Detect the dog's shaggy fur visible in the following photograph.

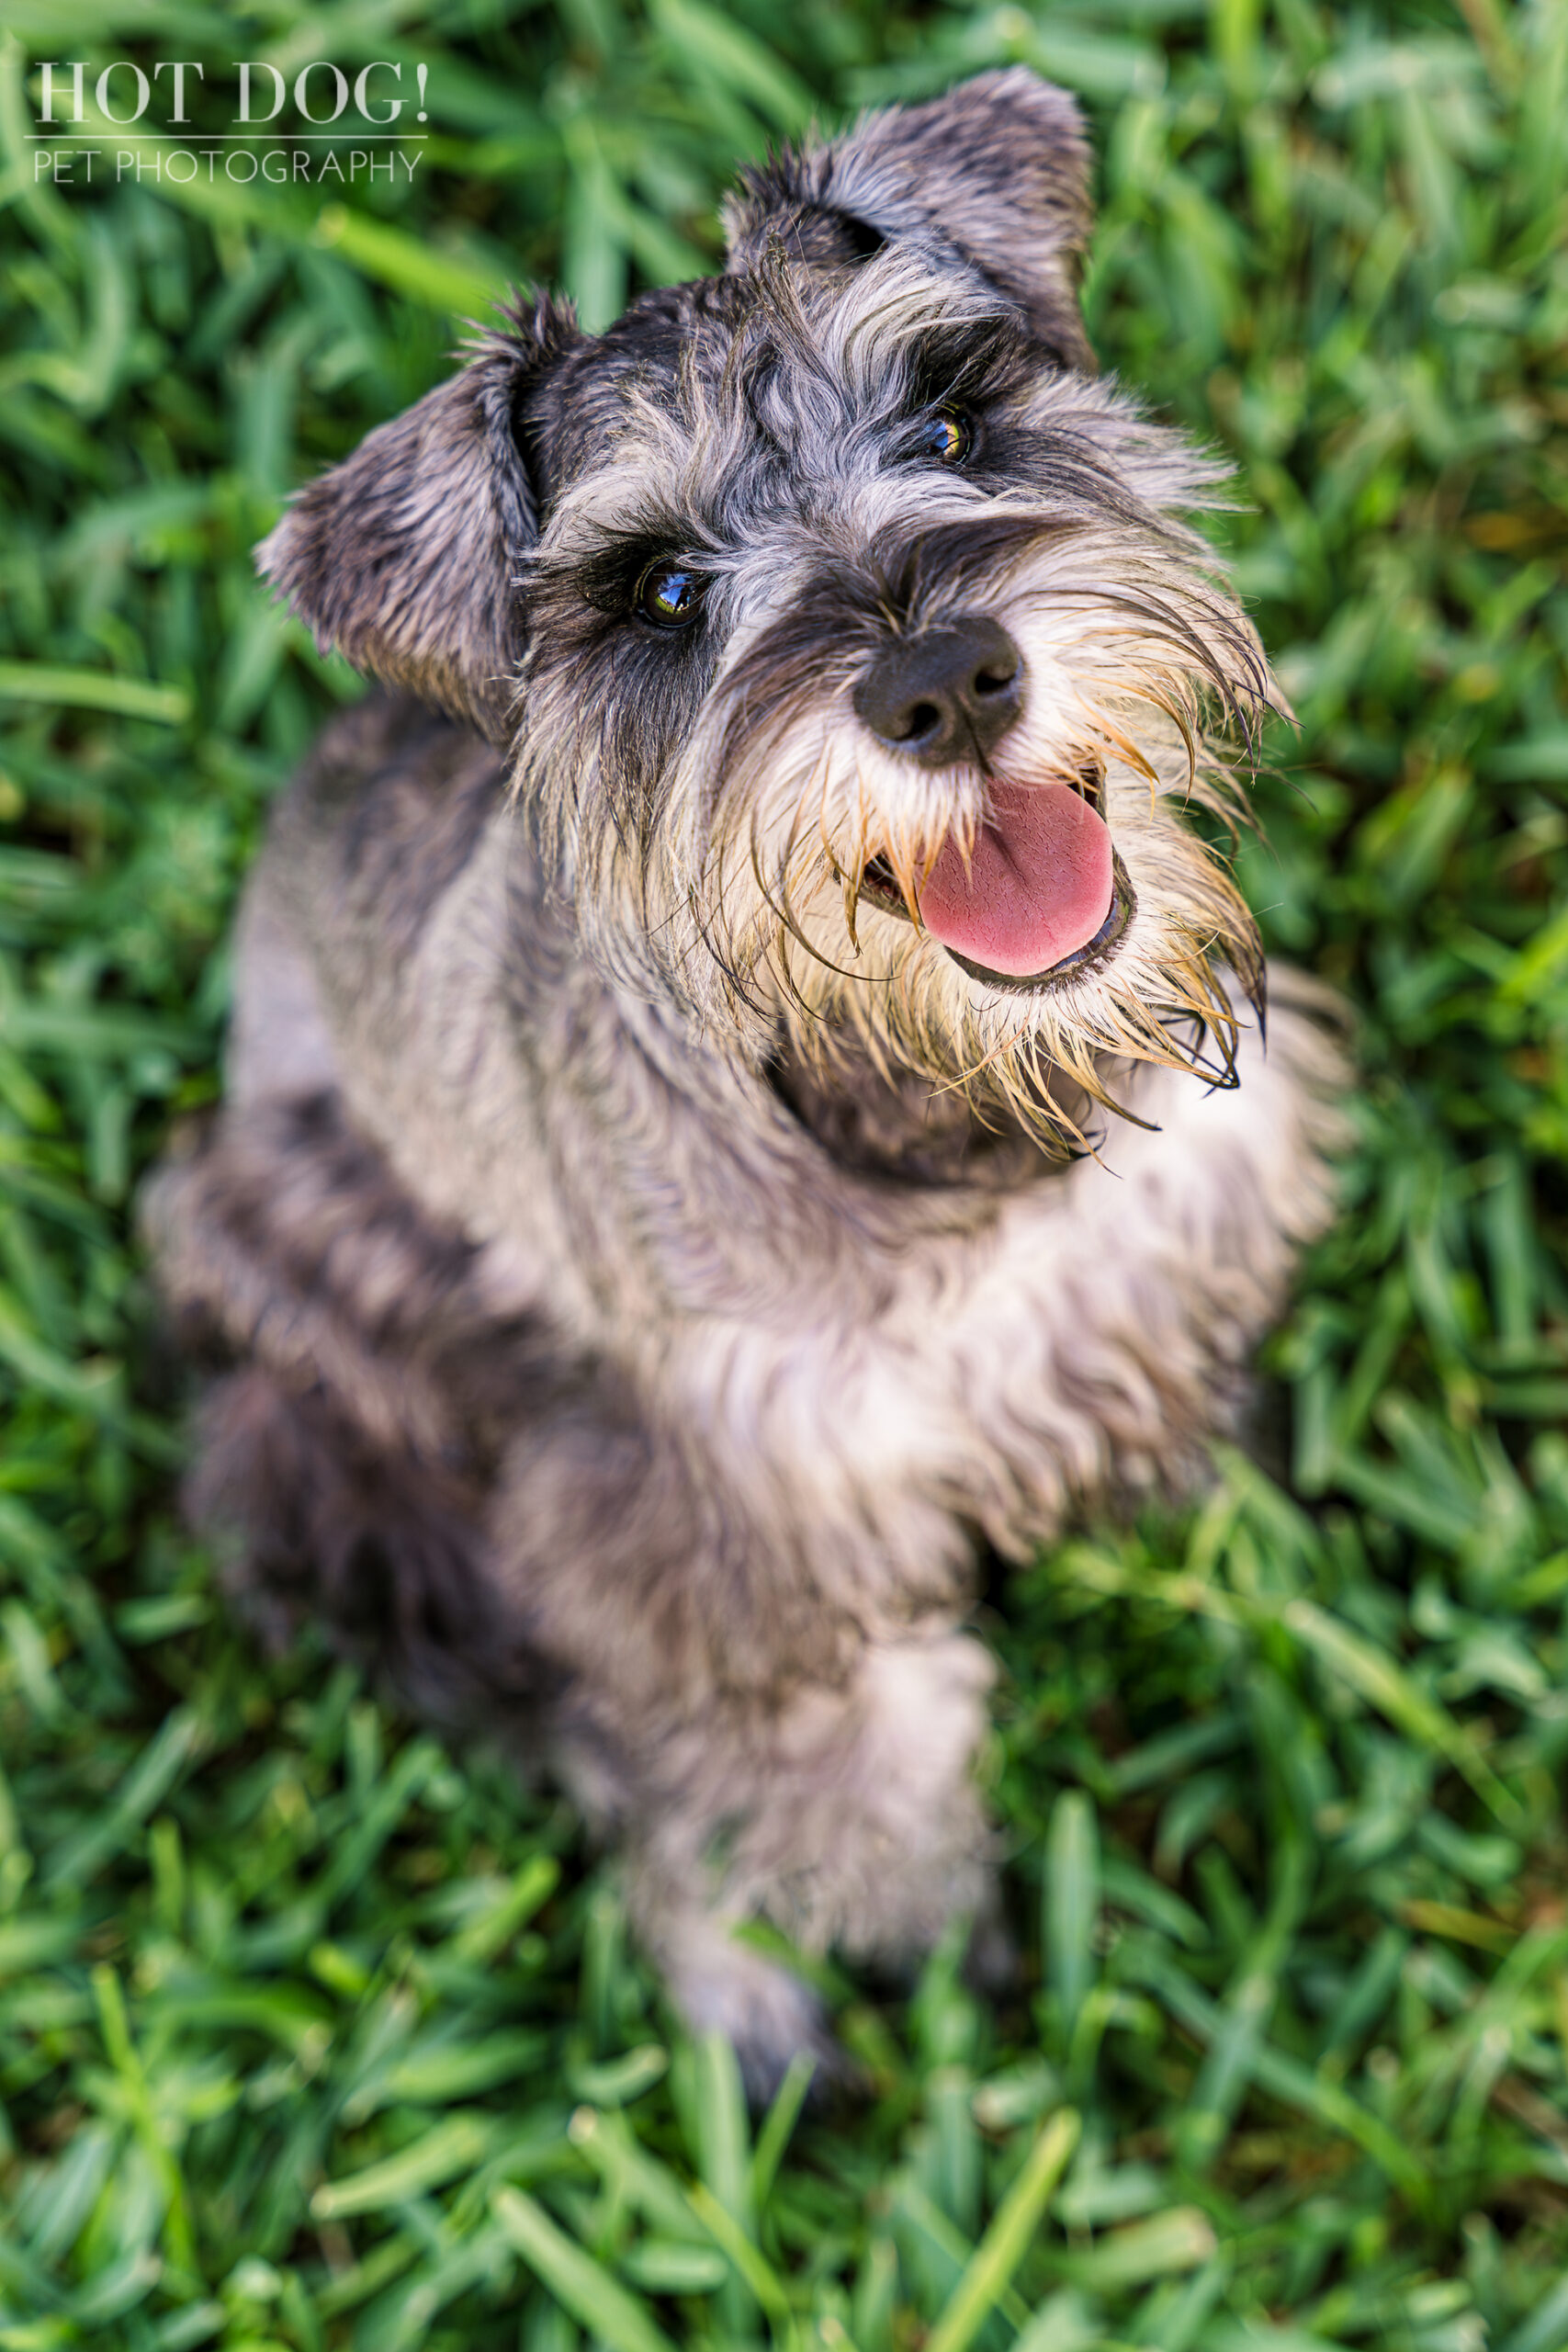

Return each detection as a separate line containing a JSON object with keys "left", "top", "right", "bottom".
{"left": 143, "top": 69, "right": 1344, "bottom": 2086}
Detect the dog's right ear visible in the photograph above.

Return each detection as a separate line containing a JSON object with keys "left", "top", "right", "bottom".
{"left": 724, "top": 70, "right": 1095, "bottom": 371}
{"left": 258, "top": 295, "right": 581, "bottom": 746}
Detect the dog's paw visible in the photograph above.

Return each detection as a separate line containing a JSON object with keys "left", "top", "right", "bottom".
{"left": 668, "top": 1932, "right": 849, "bottom": 2105}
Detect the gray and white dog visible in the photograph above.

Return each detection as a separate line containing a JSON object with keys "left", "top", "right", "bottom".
{"left": 145, "top": 69, "right": 1343, "bottom": 2087}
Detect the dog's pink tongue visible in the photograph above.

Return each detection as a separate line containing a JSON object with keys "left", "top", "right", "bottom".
{"left": 917, "top": 783, "right": 1114, "bottom": 978}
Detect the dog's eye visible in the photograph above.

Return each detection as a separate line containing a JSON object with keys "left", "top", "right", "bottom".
{"left": 913, "top": 407, "right": 974, "bottom": 467}
{"left": 637, "top": 561, "right": 706, "bottom": 630}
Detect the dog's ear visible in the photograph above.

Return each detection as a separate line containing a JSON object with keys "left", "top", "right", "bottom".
{"left": 258, "top": 296, "right": 581, "bottom": 745}
{"left": 724, "top": 68, "right": 1095, "bottom": 369}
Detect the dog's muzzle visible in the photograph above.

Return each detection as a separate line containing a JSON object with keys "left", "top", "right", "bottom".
{"left": 852, "top": 616, "right": 1124, "bottom": 989}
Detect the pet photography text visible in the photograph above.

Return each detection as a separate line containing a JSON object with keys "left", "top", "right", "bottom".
{"left": 28, "top": 57, "right": 429, "bottom": 187}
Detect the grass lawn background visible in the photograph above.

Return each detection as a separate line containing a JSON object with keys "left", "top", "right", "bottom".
{"left": 2, "top": 0, "right": 1568, "bottom": 2344}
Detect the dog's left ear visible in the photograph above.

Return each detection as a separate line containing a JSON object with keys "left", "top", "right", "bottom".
{"left": 257, "top": 297, "right": 581, "bottom": 745}
{"left": 724, "top": 68, "right": 1095, "bottom": 368}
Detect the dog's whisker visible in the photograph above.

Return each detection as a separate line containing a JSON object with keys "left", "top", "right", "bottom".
{"left": 841, "top": 867, "right": 863, "bottom": 956}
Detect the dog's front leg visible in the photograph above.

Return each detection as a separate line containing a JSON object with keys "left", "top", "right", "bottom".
{"left": 530, "top": 1545, "right": 998, "bottom": 2093}
{"left": 658, "top": 1626, "right": 998, "bottom": 2092}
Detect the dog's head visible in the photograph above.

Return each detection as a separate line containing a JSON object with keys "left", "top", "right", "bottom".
{"left": 262, "top": 69, "right": 1274, "bottom": 1149}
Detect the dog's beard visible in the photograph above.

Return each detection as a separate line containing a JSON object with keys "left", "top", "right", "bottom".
{"left": 716, "top": 745, "right": 1261, "bottom": 1159}
{"left": 552, "top": 526, "right": 1274, "bottom": 1158}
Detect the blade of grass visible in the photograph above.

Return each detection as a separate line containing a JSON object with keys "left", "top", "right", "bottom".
{"left": 491, "top": 2185, "right": 681, "bottom": 2352}
{"left": 923, "top": 2108, "right": 1081, "bottom": 2352}
{"left": 0, "top": 663, "right": 190, "bottom": 722}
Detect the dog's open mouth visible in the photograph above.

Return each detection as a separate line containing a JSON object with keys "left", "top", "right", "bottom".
{"left": 857, "top": 775, "right": 1134, "bottom": 991}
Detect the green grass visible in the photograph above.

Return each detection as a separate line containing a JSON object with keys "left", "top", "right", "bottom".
{"left": 1, "top": 0, "right": 1567, "bottom": 2343}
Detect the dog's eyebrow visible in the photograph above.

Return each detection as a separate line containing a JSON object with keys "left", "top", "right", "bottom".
{"left": 573, "top": 529, "right": 698, "bottom": 608}
{"left": 900, "top": 311, "right": 1032, "bottom": 413}
{"left": 529, "top": 511, "right": 731, "bottom": 613}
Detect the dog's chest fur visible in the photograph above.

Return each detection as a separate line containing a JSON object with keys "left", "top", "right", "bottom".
{"left": 235, "top": 697, "right": 1327, "bottom": 1655}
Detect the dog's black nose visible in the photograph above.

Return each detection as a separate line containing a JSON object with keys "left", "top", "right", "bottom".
{"left": 853, "top": 617, "right": 1023, "bottom": 767}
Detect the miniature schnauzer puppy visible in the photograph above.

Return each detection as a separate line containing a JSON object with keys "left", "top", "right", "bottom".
{"left": 145, "top": 69, "right": 1342, "bottom": 2086}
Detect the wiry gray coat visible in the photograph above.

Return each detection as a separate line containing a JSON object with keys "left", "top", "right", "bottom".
{"left": 144, "top": 69, "right": 1343, "bottom": 2086}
